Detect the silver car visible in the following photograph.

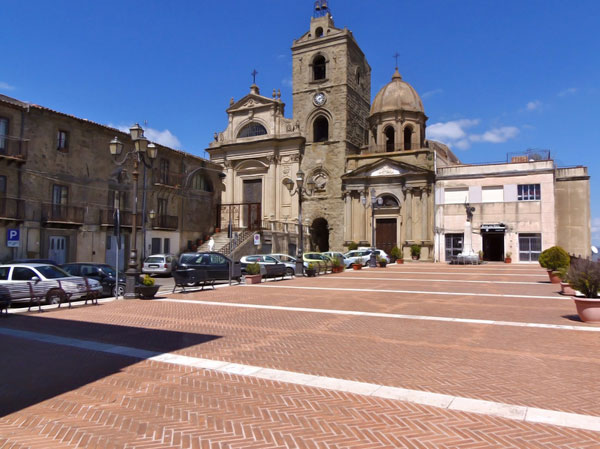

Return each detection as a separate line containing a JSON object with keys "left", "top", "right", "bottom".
{"left": 142, "top": 254, "right": 176, "bottom": 276}
{"left": 0, "top": 263, "right": 102, "bottom": 304}
{"left": 268, "top": 253, "right": 298, "bottom": 276}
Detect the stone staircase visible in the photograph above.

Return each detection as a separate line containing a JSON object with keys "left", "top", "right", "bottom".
{"left": 196, "top": 230, "right": 254, "bottom": 257}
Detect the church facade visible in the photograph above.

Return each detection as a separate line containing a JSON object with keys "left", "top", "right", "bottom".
{"left": 207, "top": 5, "right": 590, "bottom": 262}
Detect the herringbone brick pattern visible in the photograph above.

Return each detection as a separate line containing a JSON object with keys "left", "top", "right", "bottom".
{"left": 1, "top": 263, "right": 599, "bottom": 447}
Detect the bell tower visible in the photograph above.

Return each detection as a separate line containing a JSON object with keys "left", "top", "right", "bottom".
{"left": 291, "top": 3, "right": 371, "bottom": 250}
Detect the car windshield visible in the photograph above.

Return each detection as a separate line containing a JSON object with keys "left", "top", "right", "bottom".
{"left": 36, "top": 265, "right": 70, "bottom": 279}
{"left": 179, "top": 254, "right": 201, "bottom": 264}
{"left": 145, "top": 256, "right": 164, "bottom": 263}
{"left": 100, "top": 265, "right": 116, "bottom": 276}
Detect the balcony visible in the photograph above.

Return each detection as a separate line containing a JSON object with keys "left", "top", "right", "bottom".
{"left": 152, "top": 171, "right": 183, "bottom": 188}
{"left": 0, "top": 197, "right": 25, "bottom": 221}
{"left": 0, "top": 135, "right": 28, "bottom": 162}
{"left": 151, "top": 214, "right": 178, "bottom": 230}
{"left": 99, "top": 208, "right": 138, "bottom": 227}
{"left": 41, "top": 203, "right": 85, "bottom": 226}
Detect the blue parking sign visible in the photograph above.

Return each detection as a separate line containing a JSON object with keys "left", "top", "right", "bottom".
{"left": 7, "top": 229, "right": 19, "bottom": 247}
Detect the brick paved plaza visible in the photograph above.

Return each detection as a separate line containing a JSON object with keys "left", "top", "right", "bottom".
{"left": 1, "top": 263, "right": 599, "bottom": 448}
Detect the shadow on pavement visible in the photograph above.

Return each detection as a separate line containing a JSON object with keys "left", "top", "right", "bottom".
{"left": 0, "top": 313, "right": 221, "bottom": 416}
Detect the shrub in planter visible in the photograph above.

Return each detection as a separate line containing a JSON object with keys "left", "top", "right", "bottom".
{"left": 245, "top": 262, "right": 262, "bottom": 284}
{"left": 305, "top": 262, "right": 317, "bottom": 277}
{"left": 390, "top": 246, "right": 400, "bottom": 262}
{"left": 539, "top": 246, "right": 570, "bottom": 283}
{"left": 410, "top": 244, "right": 421, "bottom": 260}
{"left": 568, "top": 258, "right": 600, "bottom": 323}
{"left": 347, "top": 241, "right": 359, "bottom": 251}
{"left": 331, "top": 257, "right": 343, "bottom": 273}
{"left": 138, "top": 274, "right": 159, "bottom": 299}
{"left": 378, "top": 256, "right": 387, "bottom": 268}
{"left": 504, "top": 252, "right": 512, "bottom": 263}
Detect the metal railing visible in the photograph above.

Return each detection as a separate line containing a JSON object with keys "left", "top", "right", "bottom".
{"left": 99, "top": 208, "right": 136, "bottom": 227}
{"left": 218, "top": 203, "right": 262, "bottom": 231}
{"left": 0, "top": 197, "right": 25, "bottom": 220}
{"left": 41, "top": 203, "right": 85, "bottom": 224}
{"left": 152, "top": 170, "right": 183, "bottom": 188}
{"left": 0, "top": 135, "right": 28, "bottom": 160}
{"left": 151, "top": 214, "right": 178, "bottom": 230}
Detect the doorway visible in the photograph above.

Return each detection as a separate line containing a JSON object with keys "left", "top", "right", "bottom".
{"left": 243, "top": 179, "right": 262, "bottom": 230}
{"left": 482, "top": 231, "right": 504, "bottom": 261}
{"left": 310, "top": 218, "right": 329, "bottom": 252}
{"left": 375, "top": 218, "right": 397, "bottom": 253}
{"left": 48, "top": 236, "right": 67, "bottom": 265}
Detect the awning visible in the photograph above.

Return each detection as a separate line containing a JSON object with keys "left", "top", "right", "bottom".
{"left": 480, "top": 223, "right": 506, "bottom": 232}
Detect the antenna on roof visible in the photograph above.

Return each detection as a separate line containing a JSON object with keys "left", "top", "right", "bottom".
{"left": 314, "top": 0, "right": 330, "bottom": 17}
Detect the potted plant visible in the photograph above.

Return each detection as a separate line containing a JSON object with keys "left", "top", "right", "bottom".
{"left": 504, "top": 252, "right": 512, "bottom": 263}
{"left": 539, "top": 246, "right": 570, "bottom": 283}
{"left": 215, "top": 227, "right": 221, "bottom": 233}
{"left": 352, "top": 261, "right": 363, "bottom": 270}
{"left": 305, "top": 262, "right": 317, "bottom": 277}
{"left": 138, "top": 274, "right": 160, "bottom": 299}
{"left": 391, "top": 246, "right": 403, "bottom": 264}
{"left": 347, "top": 241, "right": 358, "bottom": 251}
{"left": 245, "top": 262, "right": 262, "bottom": 284}
{"left": 557, "top": 266, "right": 576, "bottom": 296}
{"left": 378, "top": 256, "right": 387, "bottom": 268}
{"left": 478, "top": 250, "right": 484, "bottom": 262}
{"left": 331, "top": 257, "right": 343, "bottom": 273}
{"left": 410, "top": 244, "right": 421, "bottom": 260}
{"left": 567, "top": 258, "right": 600, "bottom": 323}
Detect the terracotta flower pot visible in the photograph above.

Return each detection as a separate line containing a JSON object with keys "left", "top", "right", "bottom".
{"left": 548, "top": 270, "right": 561, "bottom": 284}
{"left": 396, "top": 259, "right": 404, "bottom": 264}
{"left": 504, "top": 258, "right": 512, "bottom": 263}
{"left": 560, "top": 282, "right": 576, "bottom": 296}
{"left": 245, "top": 274, "right": 262, "bottom": 284}
{"left": 572, "top": 297, "right": 600, "bottom": 323}
{"left": 352, "top": 264, "right": 362, "bottom": 270}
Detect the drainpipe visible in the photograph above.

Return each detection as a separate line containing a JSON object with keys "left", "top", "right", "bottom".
{"left": 433, "top": 150, "right": 438, "bottom": 263}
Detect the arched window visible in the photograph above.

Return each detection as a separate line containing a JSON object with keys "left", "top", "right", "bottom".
{"left": 385, "top": 126, "right": 395, "bottom": 152}
{"left": 191, "top": 173, "right": 212, "bottom": 192}
{"left": 356, "top": 69, "right": 361, "bottom": 87}
{"left": 380, "top": 195, "right": 399, "bottom": 207}
{"left": 238, "top": 122, "right": 267, "bottom": 138}
{"left": 315, "top": 27, "right": 324, "bottom": 38}
{"left": 313, "top": 116, "right": 329, "bottom": 142}
{"left": 313, "top": 55, "right": 326, "bottom": 81}
{"left": 404, "top": 126, "right": 413, "bottom": 150}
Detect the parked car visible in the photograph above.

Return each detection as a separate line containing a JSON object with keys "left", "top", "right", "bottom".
{"left": 302, "top": 252, "right": 333, "bottom": 270}
{"left": 322, "top": 251, "right": 348, "bottom": 268}
{"left": 0, "top": 263, "right": 102, "bottom": 304}
{"left": 8, "top": 258, "right": 58, "bottom": 266}
{"left": 61, "top": 262, "right": 126, "bottom": 297}
{"left": 142, "top": 254, "right": 177, "bottom": 276}
{"left": 177, "top": 252, "right": 241, "bottom": 282}
{"left": 343, "top": 250, "right": 372, "bottom": 267}
{"left": 240, "top": 255, "right": 288, "bottom": 277}
{"left": 356, "top": 247, "right": 391, "bottom": 263}
{"left": 266, "top": 253, "right": 298, "bottom": 276}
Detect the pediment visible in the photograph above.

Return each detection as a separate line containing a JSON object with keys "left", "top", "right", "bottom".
{"left": 343, "top": 158, "right": 430, "bottom": 180}
{"left": 228, "top": 94, "right": 278, "bottom": 113}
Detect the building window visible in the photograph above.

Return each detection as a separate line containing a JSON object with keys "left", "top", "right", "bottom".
{"left": 313, "top": 55, "right": 326, "bottom": 81}
{"left": 445, "top": 234, "right": 464, "bottom": 260}
{"left": 404, "top": 126, "right": 412, "bottom": 150}
{"left": 443, "top": 188, "right": 468, "bottom": 204}
{"left": 159, "top": 159, "right": 169, "bottom": 185}
{"left": 482, "top": 186, "right": 504, "bottom": 203}
{"left": 57, "top": 130, "right": 69, "bottom": 151}
{"left": 519, "top": 233, "right": 542, "bottom": 262}
{"left": 52, "top": 184, "right": 68, "bottom": 206}
{"left": 315, "top": 27, "right": 324, "bottom": 38}
{"left": 191, "top": 173, "right": 212, "bottom": 192}
{"left": 157, "top": 197, "right": 167, "bottom": 217}
{"left": 518, "top": 184, "right": 540, "bottom": 201}
{"left": 313, "top": 116, "right": 329, "bottom": 142}
{"left": 385, "top": 126, "right": 395, "bottom": 152}
{"left": 0, "top": 117, "right": 8, "bottom": 152}
{"left": 238, "top": 122, "right": 267, "bottom": 138}
{"left": 380, "top": 195, "right": 399, "bottom": 207}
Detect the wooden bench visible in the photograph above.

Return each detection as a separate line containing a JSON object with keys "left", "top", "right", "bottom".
{"left": 172, "top": 269, "right": 215, "bottom": 293}
{"left": 262, "top": 264, "right": 287, "bottom": 281}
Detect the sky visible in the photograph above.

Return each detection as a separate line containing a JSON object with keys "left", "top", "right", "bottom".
{"left": 1, "top": 0, "right": 599, "bottom": 248}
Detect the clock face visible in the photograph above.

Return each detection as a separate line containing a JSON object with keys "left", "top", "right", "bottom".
{"left": 313, "top": 92, "right": 326, "bottom": 106}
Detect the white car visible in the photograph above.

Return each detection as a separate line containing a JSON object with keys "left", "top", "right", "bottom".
{"left": 0, "top": 263, "right": 102, "bottom": 305}
{"left": 357, "top": 247, "right": 391, "bottom": 264}
{"left": 142, "top": 254, "right": 177, "bottom": 276}
{"left": 343, "top": 250, "right": 372, "bottom": 268}
{"left": 322, "top": 251, "right": 348, "bottom": 268}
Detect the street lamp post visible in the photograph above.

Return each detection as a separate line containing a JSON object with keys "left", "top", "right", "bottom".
{"left": 283, "top": 169, "right": 315, "bottom": 275}
{"left": 109, "top": 124, "right": 158, "bottom": 298}
{"left": 361, "top": 188, "right": 383, "bottom": 268}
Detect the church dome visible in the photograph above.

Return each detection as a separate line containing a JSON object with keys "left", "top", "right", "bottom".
{"left": 370, "top": 69, "right": 424, "bottom": 115}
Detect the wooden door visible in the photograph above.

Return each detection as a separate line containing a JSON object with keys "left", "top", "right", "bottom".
{"left": 375, "top": 219, "right": 397, "bottom": 253}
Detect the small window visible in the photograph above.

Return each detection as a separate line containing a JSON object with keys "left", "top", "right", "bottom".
{"left": 403, "top": 126, "right": 412, "bottom": 150}
{"left": 519, "top": 233, "right": 542, "bottom": 262}
{"left": 313, "top": 55, "right": 326, "bottom": 81}
{"left": 0, "top": 117, "right": 8, "bottom": 152}
{"left": 52, "top": 184, "right": 68, "bottom": 205}
{"left": 164, "top": 238, "right": 170, "bottom": 254}
{"left": 313, "top": 116, "right": 329, "bottom": 142}
{"left": 238, "top": 122, "right": 267, "bottom": 138}
{"left": 380, "top": 195, "right": 399, "bottom": 207}
{"left": 518, "top": 184, "right": 540, "bottom": 201}
{"left": 445, "top": 233, "right": 464, "bottom": 260}
{"left": 444, "top": 188, "right": 468, "bottom": 204}
{"left": 482, "top": 186, "right": 504, "bottom": 203}
{"left": 315, "top": 27, "right": 324, "bottom": 38}
{"left": 57, "top": 130, "right": 69, "bottom": 151}
{"left": 191, "top": 173, "right": 212, "bottom": 192}
{"left": 159, "top": 159, "right": 169, "bottom": 185}
{"left": 356, "top": 69, "right": 361, "bottom": 86}
{"left": 385, "top": 126, "right": 395, "bottom": 152}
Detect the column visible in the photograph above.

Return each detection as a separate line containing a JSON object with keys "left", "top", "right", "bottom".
{"left": 421, "top": 188, "right": 428, "bottom": 242}
{"left": 405, "top": 188, "right": 413, "bottom": 241}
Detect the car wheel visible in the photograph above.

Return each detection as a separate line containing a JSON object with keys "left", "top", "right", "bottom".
{"left": 46, "top": 289, "right": 65, "bottom": 305}
{"left": 286, "top": 267, "right": 295, "bottom": 277}
{"left": 112, "top": 284, "right": 125, "bottom": 297}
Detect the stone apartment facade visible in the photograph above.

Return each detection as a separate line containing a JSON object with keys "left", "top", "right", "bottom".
{"left": 0, "top": 94, "right": 222, "bottom": 265}
{"left": 207, "top": 5, "right": 591, "bottom": 262}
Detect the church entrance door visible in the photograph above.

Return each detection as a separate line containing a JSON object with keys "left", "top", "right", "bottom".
{"left": 375, "top": 218, "right": 397, "bottom": 253}
{"left": 243, "top": 179, "right": 262, "bottom": 230}
{"left": 310, "top": 218, "right": 329, "bottom": 252}
{"left": 482, "top": 231, "right": 504, "bottom": 261}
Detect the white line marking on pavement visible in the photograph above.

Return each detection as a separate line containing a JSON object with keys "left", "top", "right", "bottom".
{"left": 345, "top": 270, "right": 547, "bottom": 277}
{"left": 318, "top": 276, "right": 542, "bottom": 285}
{"left": 0, "top": 327, "right": 598, "bottom": 433}
{"left": 157, "top": 298, "right": 600, "bottom": 333}
{"left": 252, "top": 284, "right": 568, "bottom": 301}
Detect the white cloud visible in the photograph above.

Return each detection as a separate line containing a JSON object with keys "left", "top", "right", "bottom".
{"left": 558, "top": 87, "right": 577, "bottom": 97}
{"left": 427, "top": 119, "right": 519, "bottom": 150}
{"left": 470, "top": 126, "right": 520, "bottom": 143}
{"left": 108, "top": 123, "right": 182, "bottom": 149}
{"left": 592, "top": 217, "right": 600, "bottom": 242}
{"left": 526, "top": 100, "right": 542, "bottom": 111}
{"left": 0, "top": 81, "right": 15, "bottom": 91}
{"left": 281, "top": 78, "right": 293, "bottom": 88}
{"left": 422, "top": 88, "right": 443, "bottom": 99}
